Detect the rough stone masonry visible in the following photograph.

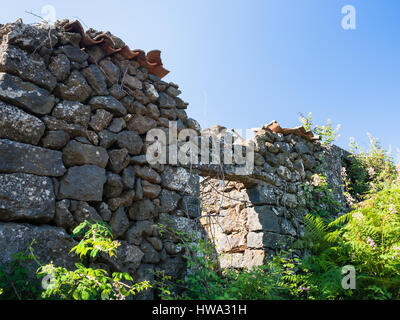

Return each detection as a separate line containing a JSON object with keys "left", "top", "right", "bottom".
{"left": 0, "top": 19, "right": 349, "bottom": 299}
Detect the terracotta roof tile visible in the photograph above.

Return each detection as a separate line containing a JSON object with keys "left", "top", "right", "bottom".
{"left": 64, "top": 20, "right": 169, "bottom": 79}
{"left": 264, "top": 121, "right": 320, "bottom": 141}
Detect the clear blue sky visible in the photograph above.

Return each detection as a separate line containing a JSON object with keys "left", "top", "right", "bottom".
{"left": 1, "top": 0, "right": 399, "bottom": 158}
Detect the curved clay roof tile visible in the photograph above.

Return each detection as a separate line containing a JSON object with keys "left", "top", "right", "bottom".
{"left": 64, "top": 20, "right": 104, "bottom": 47}
{"left": 265, "top": 121, "right": 320, "bottom": 141}
{"left": 63, "top": 20, "right": 169, "bottom": 79}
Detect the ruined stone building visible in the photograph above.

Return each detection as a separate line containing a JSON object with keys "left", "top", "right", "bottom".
{"left": 0, "top": 19, "right": 349, "bottom": 299}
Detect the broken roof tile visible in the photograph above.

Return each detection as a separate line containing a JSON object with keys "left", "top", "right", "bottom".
{"left": 264, "top": 121, "right": 320, "bottom": 141}
{"left": 63, "top": 20, "right": 169, "bottom": 79}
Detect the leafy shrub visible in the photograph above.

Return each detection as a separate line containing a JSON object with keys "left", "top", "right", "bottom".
{"left": 293, "top": 180, "right": 400, "bottom": 300}
{"left": 345, "top": 135, "right": 397, "bottom": 201}
{"left": 299, "top": 112, "right": 341, "bottom": 146}
{"left": 0, "top": 240, "right": 41, "bottom": 300}
{"left": 155, "top": 221, "right": 286, "bottom": 300}
{"left": 37, "top": 221, "right": 151, "bottom": 300}
{"left": 302, "top": 173, "right": 341, "bottom": 220}
{"left": 342, "top": 185, "right": 400, "bottom": 282}
{"left": 154, "top": 245, "right": 287, "bottom": 300}
{"left": 154, "top": 172, "right": 400, "bottom": 300}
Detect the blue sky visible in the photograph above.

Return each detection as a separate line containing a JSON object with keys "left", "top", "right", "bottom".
{"left": 1, "top": 0, "right": 399, "bottom": 158}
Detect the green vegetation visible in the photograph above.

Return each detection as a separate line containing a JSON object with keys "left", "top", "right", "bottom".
{"left": 154, "top": 137, "right": 400, "bottom": 300}
{"left": 299, "top": 112, "right": 341, "bottom": 146}
{"left": 344, "top": 134, "right": 398, "bottom": 201}
{"left": 302, "top": 173, "right": 341, "bottom": 219}
{"left": 38, "top": 221, "right": 151, "bottom": 300}
{"left": 154, "top": 224, "right": 286, "bottom": 300}
{"left": 0, "top": 126, "right": 399, "bottom": 301}
{"left": 0, "top": 240, "right": 41, "bottom": 300}
{"left": 0, "top": 221, "right": 151, "bottom": 300}
{"left": 154, "top": 183, "right": 400, "bottom": 300}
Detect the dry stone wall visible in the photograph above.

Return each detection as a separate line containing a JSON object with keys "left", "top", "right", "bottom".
{"left": 0, "top": 19, "right": 350, "bottom": 298}
{"left": 198, "top": 126, "right": 349, "bottom": 269}
{"left": 0, "top": 19, "right": 201, "bottom": 299}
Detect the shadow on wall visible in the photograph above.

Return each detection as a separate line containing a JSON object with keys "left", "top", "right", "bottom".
{"left": 196, "top": 136, "right": 350, "bottom": 270}
{"left": 199, "top": 178, "right": 298, "bottom": 270}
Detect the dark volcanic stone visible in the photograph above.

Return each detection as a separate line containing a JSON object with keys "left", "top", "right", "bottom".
{"left": 99, "top": 59, "right": 120, "bottom": 86}
{"left": 55, "top": 200, "right": 74, "bottom": 229}
{"left": 0, "top": 43, "right": 57, "bottom": 91}
{"left": 73, "top": 201, "right": 103, "bottom": 224}
{"left": 63, "top": 140, "right": 109, "bottom": 168}
{"left": 116, "top": 131, "right": 143, "bottom": 155}
{"left": 246, "top": 206, "right": 281, "bottom": 233}
{"left": 302, "top": 154, "right": 317, "bottom": 170}
{"left": 0, "top": 101, "right": 45, "bottom": 145}
{"left": 100, "top": 240, "right": 144, "bottom": 274}
{"left": 86, "top": 46, "right": 106, "bottom": 64}
{"left": 89, "top": 96, "right": 127, "bottom": 116}
{"left": 0, "top": 223, "right": 78, "bottom": 282}
{"left": 109, "top": 84, "right": 126, "bottom": 100}
{"left": 120, "top": 190, "right": 135, "bottom": 208}
{"left": 98, "top": 130, "right": 117, "bottom": 148}
{"left": 108, "top": 117, "right": 126, "bottom": 133}
{"left": 59, "top": 45, "right": 89, "bottom": 64}
{"left": 104, "top": 172, "right": 124, "bottom": 198}
{"left": 41, "top": 116, "right": 88, "bottom": 138}
{"left": 122, "top": 166, "right": 135, "bottom": 189}
{"left": 135, "top": 165, "right": 161, "bottom": 184}
{"left": 82, "top": 64, "right": 109, "bottom": 96}
{"left": 145, "top": 103, "right": 160, "bottom": 120}
{"left": 58, "top": 165, "right": 106, "bottom": 201}
{"left": 97, "top": 202, "right": 112, "bottom": 222}
{"left": 0, "top": 139, "right": 66, "bottom": 177}
{"left": 141, "top": 180, "right": 162, "bottom": 199}
{"left": 129, "top": 199, "right": 157, "bottom": 221}
{"left": 0, "top": 173, "right": 55, "bottom": 223}
{"left": 134, "top": 177, "right": 144, "bottom": 200}
{"left": 247, "top": 184, "right": 278, "bottom": 205}
{"left": 161, "top": 166, "right": 199, "bottom": 195}
{"left": 48, "top": 53, "right": 71, "bottom": 82}
{"left": 158, "top": 92, "right": 176, "bottom": 109}
{"left": 126, "top": 115, "right": 157, "bottom": 135}
{"left": 181, "top": 196, "right": 201, "bottom": 218}
{"left": 55, "top": 70, "right": 92, "bottom": 102}
{"left": 294, "top": 141, "right": 312, "bottom": 155}
{"left": 1, "top": 21, "right": 58, "bottom": 52}
{"left": 109, "top": 207, "right": 129, "bottom": 239}
{"left": 159, "top": 189, "right": 181, "bottom": 213}
{"left": 0, "top": 72, "right": 55, "bottom": 115}
{"left": 160, "top": 108, "right": 177, "bottom": 120}
{"left": 108, "top": 148, "right": 130, "bottom": 174}
{"left": 140, "top": 240, "right": 160, "bottom": 264}
{"left": 51, "top": 101, "right": 91, "bottom": 127}
{"left": 126, "top": 221, "right": 155, "bottom": 245}
{"left": 89, "top": 109, "right": 114, "bottom": 132}
{"left": 41, "top": 130, "right": 70, "bottom": 150}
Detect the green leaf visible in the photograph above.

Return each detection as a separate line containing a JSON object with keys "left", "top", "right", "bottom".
{"left": 123, "top": 273, "right": 133, "bottom": 281}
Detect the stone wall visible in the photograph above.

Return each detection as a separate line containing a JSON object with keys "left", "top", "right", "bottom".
{"left": 198, "top": 126, "right": 349, "bottom": 269}
{"left": 0, "top": 19, "right": 349, "bottom": 298}
{"left": 0, "top": 19, "right": 202, "bottom": 299}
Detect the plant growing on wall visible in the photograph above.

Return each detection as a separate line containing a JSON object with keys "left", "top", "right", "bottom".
{"left": 0, "top": 240, "right": 41, "bottom": 300}
{"left": 37, "top": 221, "right": 151, "bottom": 300}
{"left": 346, "top": 135, "right": 397, "bottom": 199}
{"left": 154, "top": 227, "right": 286, "bottom": 300}
{"left": 302, "top": 173, "right": 341, "bottom": 220}
{"left": 299, "top": 112, "right": 341, "bottom": 146}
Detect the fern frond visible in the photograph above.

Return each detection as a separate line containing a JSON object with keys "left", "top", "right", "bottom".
{"left": 328, "top": 212, "right": 353, "bottom": 228}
